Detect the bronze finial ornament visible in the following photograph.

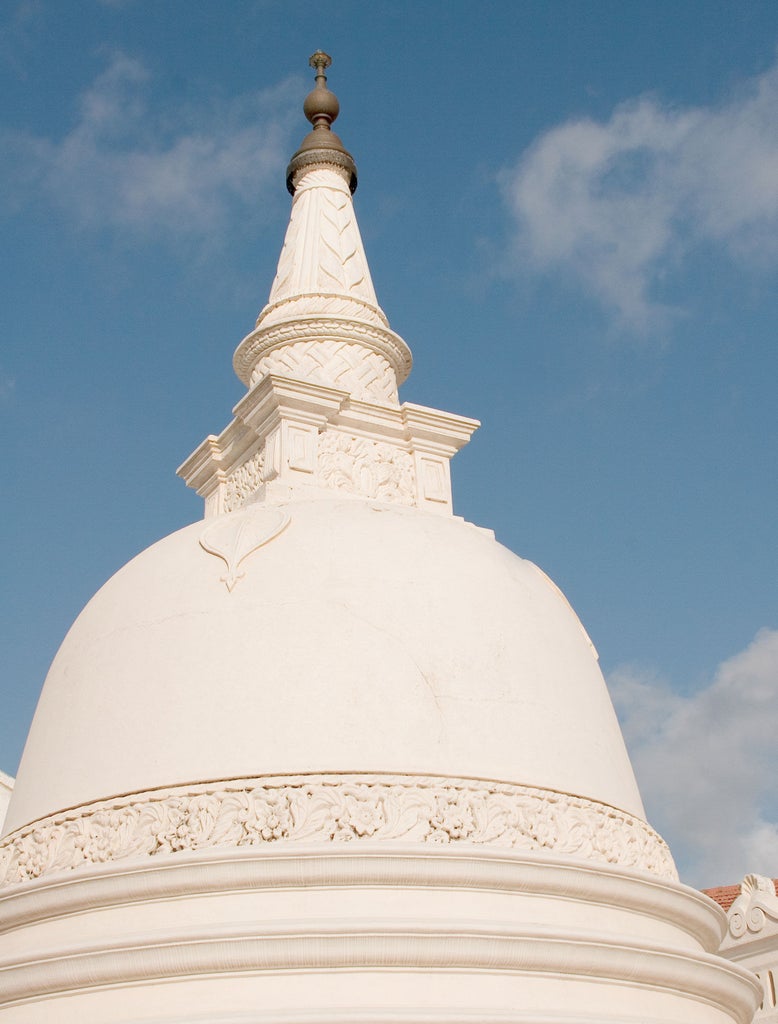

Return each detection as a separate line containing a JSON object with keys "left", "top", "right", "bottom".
{"left": 303, "top": 50, "right": 339, "bottom": 129}
{"left": 309, "top": 50, "right": 332, "bottom": 74}
{"left": 286, "top": 52, "right": 357, "bottom": 196}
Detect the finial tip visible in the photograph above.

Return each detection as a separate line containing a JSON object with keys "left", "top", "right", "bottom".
{"left": 309, "top": 50, "right": 332, "bottom": 72}
{"left": 303, "top": 50, "right": 339, "bottom": 129}
{"left": 287, "top": 51, "right": 357, "bottom": 196}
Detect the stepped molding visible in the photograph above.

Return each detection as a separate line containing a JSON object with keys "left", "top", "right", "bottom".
{"left": 256, "top": 293, "right": 389, "bottom": 330}
{"left": 0, "top": 919, "right": 758, "bottom": 1017}
{"left": 0, "top": 846, "right": 719, "bottom": 944}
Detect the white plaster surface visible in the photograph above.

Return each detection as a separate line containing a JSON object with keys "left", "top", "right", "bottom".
{"left": 0, "top": 847, "right": 762, "bottom": 1023}
{"left": 7, "top": 498, "right": 642, "bottom": 835}
{"left": 263, "top": 166, "right": 384, "bottom": 325}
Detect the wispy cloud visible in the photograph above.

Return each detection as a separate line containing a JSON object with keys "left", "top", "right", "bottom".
{"left": 0, "top": 1, "right": 42, "bottom": 77}
{"left": 501, "top": 58, "right": 778, "bottom": 330}
{"left": 609, "top": 628, "right": 778, "bottom": 887}
{"left": 0, "top": 53, "right": 300, "bottom": 240}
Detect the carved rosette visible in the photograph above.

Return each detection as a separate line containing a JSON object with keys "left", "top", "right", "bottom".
{"left": 318, "top": 432, "right": 416, "bottom": 504}
{"left": 0, "top": 774, "right": 677, "bottom": 888}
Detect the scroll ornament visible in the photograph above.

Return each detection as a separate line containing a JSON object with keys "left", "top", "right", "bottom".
{"left": 0, "top": 775, "right": 677, "bottom": 888}
{"left": 729, "top": 873, "right": 778, "bottom": 939}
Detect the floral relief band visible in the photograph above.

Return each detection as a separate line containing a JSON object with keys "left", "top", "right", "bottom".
{"left": 0, "top": 774, "right": 676, "bottom": 887}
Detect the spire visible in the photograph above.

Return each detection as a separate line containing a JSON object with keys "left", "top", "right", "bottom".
{"left": 233, "top": 51, "right": 411, "bottom": 406}
{"left": 179, "top": 55, "right": 479, "bottom": 518}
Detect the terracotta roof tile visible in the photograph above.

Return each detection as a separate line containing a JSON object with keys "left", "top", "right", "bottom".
{"left": 703, "top": 879, "right": 778, "bottom": 912}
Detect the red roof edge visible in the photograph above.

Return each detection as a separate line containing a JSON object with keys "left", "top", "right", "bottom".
{"left": 703, "top": 879, "right": 778, "bottom": 912}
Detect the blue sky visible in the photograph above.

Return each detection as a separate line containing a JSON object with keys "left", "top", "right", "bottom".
{"left": 1, "top": 1, "right": 776, "bottom": 888}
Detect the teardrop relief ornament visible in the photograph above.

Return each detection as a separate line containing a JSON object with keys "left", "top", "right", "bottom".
{"left": 199, "top": 507, "right": 290, "bottom": 591}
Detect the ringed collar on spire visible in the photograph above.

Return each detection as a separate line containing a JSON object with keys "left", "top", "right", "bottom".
{"left": 286, "top": 51, "right": 358, "bottom": 196}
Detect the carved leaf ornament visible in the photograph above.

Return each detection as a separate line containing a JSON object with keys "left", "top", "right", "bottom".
{"left": 223, "top": 449, "right": 265, "bottom": 513}
{"left": 269, "top": 169, "right": 376, "bottom": 307}
{"left": 318, "top": 433, "right": 415, "bottom": 504}
{"left": 199, "top": 508, "right": 290, "bottom": 591}
{"left": 0, "top": 775, "right": 677, "bottom": 888}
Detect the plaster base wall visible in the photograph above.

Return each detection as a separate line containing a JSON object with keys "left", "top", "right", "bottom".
{"left": 0, "top": 845, "right": 760, "bottom": 1024}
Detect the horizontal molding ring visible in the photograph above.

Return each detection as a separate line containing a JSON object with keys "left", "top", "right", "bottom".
{"left": 0, "top": 844, "right": 720, "bottom": 949}
{"left": 0, "top": 921, "right": 761, "bottom": 1020}
{"left": 234, "top": 318, "right": 413, "bottom": 388}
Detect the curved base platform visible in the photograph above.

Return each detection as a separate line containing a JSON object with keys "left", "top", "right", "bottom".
{"left": 0, "top": 844, "right": 760, "bottom": 1024}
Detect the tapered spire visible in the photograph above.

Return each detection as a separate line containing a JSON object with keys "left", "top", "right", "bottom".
{"left": 181, "top": 55, "right": 478, "bottom": 518}
{"left": 234, "top": 51, "right": 411, "bottom": 405}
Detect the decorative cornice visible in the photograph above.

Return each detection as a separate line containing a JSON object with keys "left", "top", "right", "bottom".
{"left": 179, "top": 373, "right": 479, "bottom": 516}
{"left": 0, "top": 774, "right": 677, "bottom": 888}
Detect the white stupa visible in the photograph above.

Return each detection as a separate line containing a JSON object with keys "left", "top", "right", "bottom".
{"left": 0, "top": 54, "right": 761, "bottom": 1024}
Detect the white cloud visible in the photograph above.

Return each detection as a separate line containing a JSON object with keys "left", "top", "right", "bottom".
{"left": 0, "top": 53, "right": 300, "bottom": 240}
{"left": 501, "top": 58, "right": 778, "bottom": 329}
{"left": 609, "top": 628, "right": 778, "bottom": 887}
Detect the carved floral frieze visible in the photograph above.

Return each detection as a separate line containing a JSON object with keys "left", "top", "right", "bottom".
{"left": 318, "top": 432, "right": 416, "bottom": 505}
{"left": 0, "top": 774, "right": 677, "bottom": 888}
{"left": 223, "top": 449, "right": 265, "bottom": 513}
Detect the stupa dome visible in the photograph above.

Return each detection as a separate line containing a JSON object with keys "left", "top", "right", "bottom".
{"left": 7, "top": 496, "right": 647, "bottom": 840}
{"left": 0, "top": 54, "right": 760, "bottom": 1024}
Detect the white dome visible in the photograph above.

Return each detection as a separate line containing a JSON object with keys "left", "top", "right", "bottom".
{"left": 7, "top": 497, "right": 643, "bottom": 834}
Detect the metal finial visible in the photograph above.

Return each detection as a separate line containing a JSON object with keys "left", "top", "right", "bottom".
{"left": 308, "top": 51, "right": 332, "bottom": 100}
{"left": 286, "top": 51, "right": 357, "bottom": 196}
{"left": 309, "top": 50, "right": 332, "bottom": 77}
{"left": 303, "top": 50, "right": 339, "bottom": 130}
